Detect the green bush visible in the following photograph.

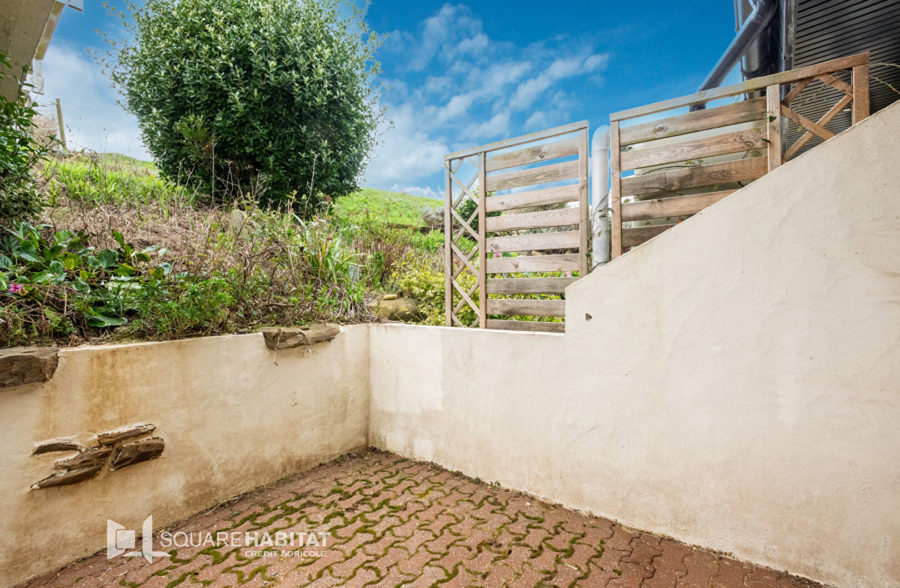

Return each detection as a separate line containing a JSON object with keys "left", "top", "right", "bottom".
{"left": 0, "top": 52, "right": 48, "bottom": 226}
{"left": 109, "top": 0, "right": 381, "bottom": 212}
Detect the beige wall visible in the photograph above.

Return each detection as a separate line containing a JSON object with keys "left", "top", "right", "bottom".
{"left": 0, "top": 327, "right": 370, "bottom": 587}
{"left": 0, "top": 0, "right": 54, "bottom": 99}
{"left": 371, "top": 103, "right": 900, "bottom": 588}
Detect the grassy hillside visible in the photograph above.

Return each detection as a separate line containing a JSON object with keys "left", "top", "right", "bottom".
{"left": 98, "top": 153, "right": 158, "bottom": 173}
{"left": 333, "top": 187, "right": 440, "bottom": 227}
{"left": 81, "top": 156, "right": 440, "bottom": 227}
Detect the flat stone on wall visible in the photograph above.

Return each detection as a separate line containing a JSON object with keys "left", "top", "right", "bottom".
{"left": 0, "top": 347, "right": 58, "bottom": 388}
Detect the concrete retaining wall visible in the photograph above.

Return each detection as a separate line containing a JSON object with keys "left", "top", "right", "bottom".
{"left": 0, "top": 327, "right": 370, "bottom": 586}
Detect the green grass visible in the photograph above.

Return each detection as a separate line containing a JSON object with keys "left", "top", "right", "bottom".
{"left": 332, "top": 187, "right": 440, "bottom": 227}
{"left": 43, "top": 157, "right": 193, "bottom": 210}
{"left": 97, "top": 153, "right": 158, "bottom": 173}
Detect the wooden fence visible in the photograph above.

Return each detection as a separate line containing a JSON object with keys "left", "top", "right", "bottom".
{"left": 608, "top": 52, "right": 870, "bottom": 258}
{"left": 443, "top": 121, "right": 589, "bottom": 332}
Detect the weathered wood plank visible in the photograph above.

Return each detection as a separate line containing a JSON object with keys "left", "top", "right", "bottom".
{"left": 486, "top": 230, "right": 580, "bottom": 253}
{"left": 766, "top": 84, "right": 782, "bottom": 171}
{"left": 444, "top": 161, "right": 453, "bottom": 326}
{"left": 486, "top": 254, "right": 580, "bottom": 274}
{"left": 609, "top": 52, "right": 869, "bottom": 121}
{"left": 620, "top": 128, "right": 767, "bottom": 171}
{"left": 485, "top": 137, "right": 579, "bottom": 172}
{"left": 622, "top": 224, "right": 677, "bottom": 248}
{"left": 485, "top": 184, "right": 579, "bottom": 213}
{"left": 783, "top": 94, "right": 850, "bottom": 161}
{"left": 486, "top": 319, "right": 565, "bottom": 333}
{"left": 485, "top": 207, "right": 580, "bottom": 232}
{"left": 621, "top": 190, "right": 735, "bottom": 221}
{"left": 780, "top": 104, "right": 835, "bottom": 141}
{"left": 486, "top": 160, "right": 579, "bottom": 192}
{"left": 619, "top": 98, "right": 766, "bottom": 146}
{"left": 477, "top": 151, "right": 487, "bottom": 329}
{"left": 578, "top": 128, "right": 589, "bottom": 276}
{"left": 445, "top": 120, "right": 588, "bottom": 160}
{"left": 782, "top": 78, "right": 813, "bottom": 105}
{"left": 610, "top": 120, "right": 623, "bottom": 259}
{"left": 851, "top": 63, "right": 869, "bottom": 125}
{"left": 621, "top": 157, "right": 767, "bottom": 197}
{"left": 486, "top": 299, "right": 566, "bottom": 317}
{"left": 486, "top": 277, "right": 575, "bottom": 295}
{"left": 816, "top": 73, "right": 852, "bottom": 96}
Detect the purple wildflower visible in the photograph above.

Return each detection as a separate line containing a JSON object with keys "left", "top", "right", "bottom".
{"left": 8, "top": 283, "right": 24, "bottom": 295}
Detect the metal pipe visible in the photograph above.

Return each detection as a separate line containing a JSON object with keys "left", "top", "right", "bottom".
{"left": 697, "top": 0, "right": 778, "bottom": 92}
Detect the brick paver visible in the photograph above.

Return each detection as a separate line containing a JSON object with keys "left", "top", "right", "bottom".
{"left": 22, "top": 451, "right": 821, "bottom": 587}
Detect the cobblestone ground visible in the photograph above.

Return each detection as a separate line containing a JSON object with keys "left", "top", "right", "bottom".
{"left": 24, "top": 451, "right": 821, "bottom": 588}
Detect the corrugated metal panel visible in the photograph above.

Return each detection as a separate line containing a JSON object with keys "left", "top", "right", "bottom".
{"left": 786, "top": 0, "right": 900, "bottom": 151}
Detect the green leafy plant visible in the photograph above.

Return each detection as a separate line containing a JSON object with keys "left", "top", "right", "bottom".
{"left": 0, "top": 223, "right": 167, "bottom": 344}
{"left": 0, "top": 52, "right": 49, "bottom": 225}
{"left": 106, "top": 0, "right": 382, "bottom": 212}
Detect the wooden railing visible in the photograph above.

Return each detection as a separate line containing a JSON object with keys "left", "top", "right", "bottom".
{"left": 608, "top": 52, "right": 870, "bottom": 258}
{"left": 443, "top": 121, "right": 589, "bottom": 332}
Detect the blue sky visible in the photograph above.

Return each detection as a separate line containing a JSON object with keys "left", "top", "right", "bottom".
{"left": 40, "top": 1, "right": 741, "bottom": 199}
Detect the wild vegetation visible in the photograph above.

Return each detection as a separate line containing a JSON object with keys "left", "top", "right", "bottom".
{"left": 1, "top": 152, "right": 445, "bottom": 347}
{"left": 0, "top": 53, "right": 49, "bottom": 225}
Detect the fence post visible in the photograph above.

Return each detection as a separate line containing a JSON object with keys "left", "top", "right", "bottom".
{"left": 766, "top": 84, "right": 782, "bottom": 171}
{"left": 55, "top": 98, "right": 67, "bottom": 151}
{"left": 609, "top": 121, "right": 622, "bottom": 259}
{"left": 444, "top": 160, "right": 453, "bottom": 326}
{"left": 578, "top": 127, "right": 589, "bottom": 276}
{"left": 477, "top": 152, "right": 487, "bottom": 329}
{"left": 851, "top": 63, "right": 869, "bottom": 125}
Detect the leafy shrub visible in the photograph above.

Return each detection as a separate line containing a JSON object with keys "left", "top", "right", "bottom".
{"left": 388, "top": 249, "right": 477, "bottom": 326}
{"left": 108, "top": 0, "right": 381, "bottom": 211}
{"left": 0, "top": 223, "right": 168, "bottom": 345}
{"left": 0, "top": 52, "right": 48, "bottom": 226}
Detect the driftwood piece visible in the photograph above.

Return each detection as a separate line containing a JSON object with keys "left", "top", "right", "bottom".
{"left": 32, "top": 437, "right": 86, "bottom": 455}
{"left": 96, "top": 423, "right": 156, "bottom": 446}
{"left": 31, "top": 464, "right": 103, "bottom": 489}
{"left": 110, "top": 437, "right": 165, "bottom": 471}
{"left": 53, "top": 445, "right": 113, "bottom": 470}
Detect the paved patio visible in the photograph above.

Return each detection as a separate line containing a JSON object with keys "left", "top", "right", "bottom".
{"left": 24, "top": 451, "right": 820, "bottom": 587}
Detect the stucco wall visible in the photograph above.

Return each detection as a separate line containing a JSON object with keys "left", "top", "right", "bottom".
{"left": 0, "top": 327, "right": 370, "bottom": 587}
{"left": 371, "top": 103, "right": 900, "bottom": 587}
{"left": 0, "top": 0, "right": 54, "bottom": 99}
{"left": 368, "top": 324, "right": 563, "bottom": 479}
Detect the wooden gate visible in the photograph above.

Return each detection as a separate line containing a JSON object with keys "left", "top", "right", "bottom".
{"left": 608, "top": 52, "right": 870, "bottom": 258}
{"left": 443, "top": 121, "right": 589, "bottom": 333}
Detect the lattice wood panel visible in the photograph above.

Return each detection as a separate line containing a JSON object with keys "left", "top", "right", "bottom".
{"left": 444, "top": 121, "right": 590, "bottom": 332}
{"left": 608, "top": 52, "right": 870, "bottom": 259}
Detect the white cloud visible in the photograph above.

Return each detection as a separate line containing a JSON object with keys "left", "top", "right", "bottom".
{"left": 363, "top": 103, "right": 448, "bottom": 188}
{"left": 35, "top": 43, "right": 150, "bottom": 160}
{"left": 509, "top": 52, "right": 610, "bottom": 112}
{"left": 403, "top": 4, "right": 485, "bottom": 72}
{"left": 464, "top": 110, "right": 510, "bottom": 140}
{"left": 389, "top": 184, "right": 442, "bottom": 199}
